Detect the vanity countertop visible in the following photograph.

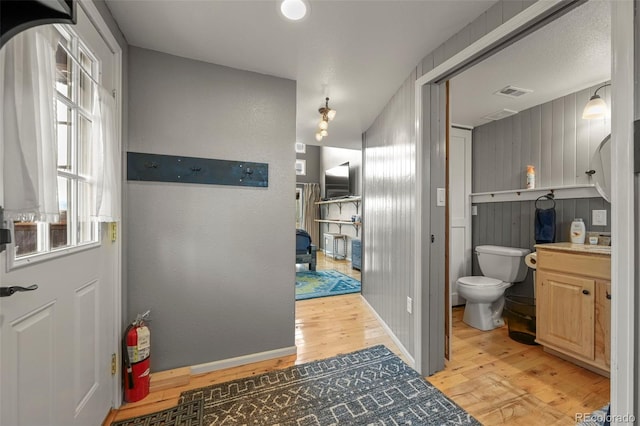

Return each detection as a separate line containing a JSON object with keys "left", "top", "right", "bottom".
{"left": 534, "top": 242, "right": 611, "bottom": 255}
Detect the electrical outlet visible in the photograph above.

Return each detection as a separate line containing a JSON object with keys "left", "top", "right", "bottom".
{"left": 592, "top": 210, "right": 607, "bottom": 226}
{"left": 406, "top": 296, "right": 412, "bottom": 314}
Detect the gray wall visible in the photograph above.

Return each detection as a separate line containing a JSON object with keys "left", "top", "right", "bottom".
{"left": 362, "top": 0, "right": 532, "bottom": 365}
{"left": 126, "top": 47, "right": 296, "bottom": 371}
{"left": 296, "top": 144, "right": 320, "bottom": 184}
{"left": 472, "top": 84, "right": 612, "bottom": 297}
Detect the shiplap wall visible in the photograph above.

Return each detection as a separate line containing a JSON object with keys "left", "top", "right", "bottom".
{"left": 363, "top": 70, "right": 417, "bottom": 354}
{"left": 471, "top": 84, "right": 612, "bottom": 297}
{"left": 473, "top": 83, "right": 611, "bottom": 192}
{"left": 363, "top": 0, "right": 541, "bottom": 363}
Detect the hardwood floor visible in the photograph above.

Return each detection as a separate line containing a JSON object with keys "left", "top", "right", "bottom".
{"left": 108, "top": 253, "right": 609, "bottom": 425}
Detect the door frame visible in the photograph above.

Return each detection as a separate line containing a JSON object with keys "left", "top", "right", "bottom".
{"left": 76, "top": 0, "right": 124, "bottom": 409}
{"left": 414, "top": 0, "right": 635, "bottom": 420}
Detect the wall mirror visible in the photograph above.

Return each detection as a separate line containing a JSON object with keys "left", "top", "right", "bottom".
{"left": 590, "top": 134, "right": 611, "bottom": 202}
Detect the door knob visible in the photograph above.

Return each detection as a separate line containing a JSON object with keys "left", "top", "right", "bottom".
{"left": 0, "top": 284, "right": 38, "bottom": 297}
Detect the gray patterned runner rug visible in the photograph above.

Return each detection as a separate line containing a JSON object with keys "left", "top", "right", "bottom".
{"left": 179, "top": 345, "right": 480, "bottom": 425}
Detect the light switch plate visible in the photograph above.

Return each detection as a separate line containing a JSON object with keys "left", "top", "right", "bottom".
{"left": 472, "top": 206, "right": 478, "bottom": 216}
{"left": 436, "top": 188, "right": 446, "bottom": 207}
{"left": 592, "top": 210, "right": 607, "bottom": 226}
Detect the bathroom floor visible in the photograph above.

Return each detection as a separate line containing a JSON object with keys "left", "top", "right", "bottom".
{"left": 428, "top": 307, "right": 610, "bottom": 425}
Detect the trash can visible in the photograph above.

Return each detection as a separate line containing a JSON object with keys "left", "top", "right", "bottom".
{"left": 504, "top": 296, "right": 538, "bottom": 345}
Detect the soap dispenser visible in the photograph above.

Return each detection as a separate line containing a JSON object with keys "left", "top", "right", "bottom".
{"left": 570, "top": 218, "right": 586, "bottom": 244}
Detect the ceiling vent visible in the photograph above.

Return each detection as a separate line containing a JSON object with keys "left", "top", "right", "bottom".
{"left": 494, "top": 85, "right": 533, "bottom": 98}
{"left": 482, "top": 109, "right": 518, "bottom": 121}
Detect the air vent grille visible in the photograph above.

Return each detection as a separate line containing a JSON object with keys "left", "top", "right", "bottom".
{"left": 494, "top": 85, "right": 533, "bottom": 98}
{"left": 482, "top": 109, "right": 518, "bottom": 121}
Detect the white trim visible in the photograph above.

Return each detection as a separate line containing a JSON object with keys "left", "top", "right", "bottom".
{"left": 416, "top": 0, "right": 564, "bottom": 87}
{"left": 77, "top": 0, "right": 125, "bottom": 410}
{"left": 610, "top": 1, "right": 635, "bottom": 422}
{"left": 190, "top": 346, "right": 297, "bottom": 376}
{"left": 470, "top": 185, "right": 600, "bottom": 204}
{"left": 8, "top": 237, "right": 101, "bottom": 270}
{"left": 360, "top": 295, "right": 415, "bottom": 368}
{"left": 413, "top": 82, "right": 423, "bottom": 374}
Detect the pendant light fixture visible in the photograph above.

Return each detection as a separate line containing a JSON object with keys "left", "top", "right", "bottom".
{"left": 582, "top": 82, "right": 611, "bottom": 119}
{"left": 315, "top": 97, "right": 336, "bottom": 142}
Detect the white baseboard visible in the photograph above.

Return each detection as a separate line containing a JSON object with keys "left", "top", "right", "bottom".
{"left": 359, "top": 295, "right": 415, "bottom": 368}
{"left": 190, "top": 346, "right": 297, "bottom": 375}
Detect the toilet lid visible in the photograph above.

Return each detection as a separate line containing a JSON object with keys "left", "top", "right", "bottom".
{"left": 457, "top": 276, "right": 504, "bottom": 287}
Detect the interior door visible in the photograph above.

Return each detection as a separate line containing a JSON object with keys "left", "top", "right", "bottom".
{"left": 0, "top": 6, "right": 118, "bottom": 425}
{"left": 449, "top": 127, "right": 472, "bottom": 307}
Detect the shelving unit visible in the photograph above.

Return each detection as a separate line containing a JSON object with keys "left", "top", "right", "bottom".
{"left": 315, "top": 196, "right": 362, "bottom": 236}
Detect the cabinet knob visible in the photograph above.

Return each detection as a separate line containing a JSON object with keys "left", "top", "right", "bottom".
{"left": 606, "top": 291, "right": 612, "bottom": 300}
{"left": 582, "top": 289, "right": 590, "bottom": 295}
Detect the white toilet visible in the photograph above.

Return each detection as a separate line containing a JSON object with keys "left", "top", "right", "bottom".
{"left": 457, "top": 245, "right": 530, "bottom": 331}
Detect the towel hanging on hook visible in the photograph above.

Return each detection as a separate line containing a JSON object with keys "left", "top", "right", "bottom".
{"left": 535, "top": 194, "right": 556, "bottom": 244}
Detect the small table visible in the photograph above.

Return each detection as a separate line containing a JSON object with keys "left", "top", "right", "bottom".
{"left": 324, "top": 233, "right": 347, "bottom": 260}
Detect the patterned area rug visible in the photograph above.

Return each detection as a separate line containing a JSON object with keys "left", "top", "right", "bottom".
{"left": 295, "top": 269, "right": 361, "bottom": 300}
{"left": 578, "top": 405, "right": 610, "bottom": 426}
{"left": 179, "top": 345, "right": 480, "bottom": 425}
{"left": 111, "top": 399, "right": 203, "bottom": 426}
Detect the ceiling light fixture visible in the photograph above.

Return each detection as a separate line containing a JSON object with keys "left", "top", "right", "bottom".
{"left": 582, "top": 82, "right": 611, "bottom": 119}
{"left": 315, "top": 97, "right": 336, "bottom": 142}
{"left": 280, "top": 0, "right": 308, "bottom": 21}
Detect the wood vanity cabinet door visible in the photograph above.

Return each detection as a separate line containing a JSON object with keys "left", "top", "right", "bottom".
{"left": 595, "top": 281, "right": 611, "bottom": 368}
{"left": 537, "top": 271, "right": 595, "bottom": 359}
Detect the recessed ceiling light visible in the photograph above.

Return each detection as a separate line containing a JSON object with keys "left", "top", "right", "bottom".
{"left": 280, "top": 0, "right": 309, "bottom": 21}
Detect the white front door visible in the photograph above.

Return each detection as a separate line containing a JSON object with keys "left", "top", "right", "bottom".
{"left": 0, "top": 5, "right": 120, "bottom": 425}
{"left": 0, "top": 232, "right": 115, "bottom": 426}
{"left": 449, "top": 127, "right": 472, "bottom": 306}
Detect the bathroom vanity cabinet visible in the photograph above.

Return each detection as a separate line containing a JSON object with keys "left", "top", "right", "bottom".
{"left": 534, "top": 243, "right": 611, "bottom": 376}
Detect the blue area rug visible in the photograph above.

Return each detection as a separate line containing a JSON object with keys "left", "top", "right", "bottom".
{"left": 295, "top": 269, "right": 361, "bottom": 300}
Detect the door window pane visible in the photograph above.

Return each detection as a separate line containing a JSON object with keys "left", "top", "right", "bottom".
{"left": 56, "top": 100, "right": 72, "bottom": 171}
{"left": 55, "top": 44, "right": 72, "bottom": 98}
{"left": 77, "top": 181, "right": 94, "bottom": 244}
{"left": 13, "top": 222, "right": 38, "bottom": 256}
{"left": 51, "top": 177, "right": 69, "bottom": 249}
{"left": 78, "top": 115, "right": 92, "bottom": 177}
{"left": 79, "top": 50, "right": 93, "bottom": 112}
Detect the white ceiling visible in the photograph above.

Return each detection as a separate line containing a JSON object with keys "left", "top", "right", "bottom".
{"left": 451, "top": 0, "right": 611, "bottom": 128}
{"left": 104, "top": 0, "right": 496, "bottom": 150}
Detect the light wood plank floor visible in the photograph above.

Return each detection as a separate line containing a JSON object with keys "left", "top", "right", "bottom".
{"left": 108, "top": 253, "right": 608, "bottom": 425}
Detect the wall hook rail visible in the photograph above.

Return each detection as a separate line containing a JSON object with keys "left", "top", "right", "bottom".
{"left": 127, "top": 152, "right": 268, "bottom": 188}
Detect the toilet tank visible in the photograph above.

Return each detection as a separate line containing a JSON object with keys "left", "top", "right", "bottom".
{"left": 475, "top": 245, "right": 531, "bottom": 283}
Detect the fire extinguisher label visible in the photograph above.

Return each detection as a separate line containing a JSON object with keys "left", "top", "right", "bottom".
{"left": 137, "top": 327, "right": 150, "bottom": 360}
{"left": 127, "top": 326, "right": 151, "bottom": 362}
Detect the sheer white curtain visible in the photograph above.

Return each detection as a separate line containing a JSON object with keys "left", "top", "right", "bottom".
{"left": 92, "top": 86, "right": 120, "bottom": 222}
{"left": 0, "top": 27, "right": 60, "bottom": 222}
{"left": 303, "top": 183, "right": 320, "bottom": 244}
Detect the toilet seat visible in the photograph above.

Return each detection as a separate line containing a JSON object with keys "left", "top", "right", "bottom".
{"left": 457, "top": 276, "right": 504, "bottom": 287}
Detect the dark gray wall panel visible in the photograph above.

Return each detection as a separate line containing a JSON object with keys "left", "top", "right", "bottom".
{"left": 472, "top": 197, "right": 611, "bottom": 297}
{"left": 296, "top": 144, "right": 320, "bottom": 184}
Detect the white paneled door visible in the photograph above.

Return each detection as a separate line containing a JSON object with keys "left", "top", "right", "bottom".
{"left": 449, "top": 127, "right": 472, "bottom": 307}
{"left": 1, "top": 5, "right": 120, "bottom": 425}
{"left": 0, "top": 243, "right": 115, "bottom": 426}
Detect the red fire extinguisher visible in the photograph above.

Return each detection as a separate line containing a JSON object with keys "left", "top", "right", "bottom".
{"left": 123, "top": 310, "right": 151, "bottom": 403}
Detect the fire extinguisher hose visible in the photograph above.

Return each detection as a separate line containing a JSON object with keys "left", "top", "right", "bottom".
{"left": 123, "top": 323, "right": 135, "bottom": 389}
